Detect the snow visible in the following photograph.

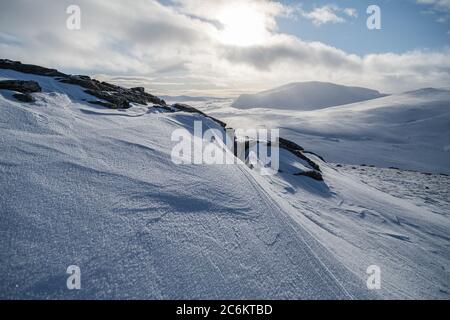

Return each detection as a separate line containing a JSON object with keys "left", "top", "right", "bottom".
{"left": 1, "top": 69, "right": 449, "bottom": 299}
{"left": 232, "top": 81, "right": 386, "bottom": 110}
{"left": 195, "top": 89, "right": 450, "bottom": 174}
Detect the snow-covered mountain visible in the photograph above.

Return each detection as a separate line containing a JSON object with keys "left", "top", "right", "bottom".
{"left": 1, "top": 61, "right": 449, "bottom": 299}
{"left": 232, "top": 81, "right": 386, "bottom": 110}
{"left": 199, "top": 88, "right": 450, "bottom": 175}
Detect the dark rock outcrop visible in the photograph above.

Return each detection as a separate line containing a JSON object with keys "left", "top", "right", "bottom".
{"left": 0, "top": 59, "right": 325, "bottom": 178}
{"left": 0, "top": 59, "right": 166, "bottom": 109}
{"left": 0, "top": 59, "right": 65, "bottom": 77}
{"left": 0, "top": 80, "right": 41, "bottom": 93}
{"left": 61, "top": 76, "right": 166, "bottom": 108}
{"left": 172, "top": 103, "right": 227, "bottom": 128}
{"left": 279, "top": 138, "right": 305, "bottom": 152}
{"left": 131, "top": 87, "right": 145, "bottom": 93}
{"left": 294, "top": 170, "right": 324, "bottom": 181}
{"left": 13, "top": 93, "right": 34, "bottom": 103}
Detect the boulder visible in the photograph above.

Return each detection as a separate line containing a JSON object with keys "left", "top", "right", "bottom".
{"left": 0, "top": 80, "right": 42, "bottom": 93}
{"left": 131, "top": 87, "right": 145, "bottom": 93}
{"left": 12, "top": 93, "right": 34, "bottom": 103}
{"left": 294, "top": 170, "right": 324, "bottom": 181}
{"left": 0, "top": 59, "right": 65, "bottom": 77}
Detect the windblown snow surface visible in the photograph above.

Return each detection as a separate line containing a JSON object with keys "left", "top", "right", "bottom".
{"left": 196, "top": 89, "right": 450, "bottom": 175}
{"left": 1, "top": 70, "right": 449, "bottom": 299}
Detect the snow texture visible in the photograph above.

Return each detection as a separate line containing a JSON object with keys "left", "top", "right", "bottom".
{"left": 1, "top": 70, "right": 449, "bottom": 299}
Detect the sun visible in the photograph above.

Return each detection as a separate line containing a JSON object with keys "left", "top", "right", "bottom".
{"left": 216, "top": 4, "right": 268, "bottom": 46}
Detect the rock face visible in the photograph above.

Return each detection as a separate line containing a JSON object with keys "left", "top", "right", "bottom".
{"left": 0, "top": 59, "right": 165, "bottom": 109}
{"left": 12, "top": 93, "right": 34, "bottom": 103}
{"left": 172, "top": 103, "right": 227, "bottom": 128}
{"left": 61, "top": 76, "right": 167, "bottom": 109}
{"left": 0, "top": 59, "right": 65, "bottom": 77}
{"left": 294, "top": 170, "right": 324, "bottom": 181}
{"left": 0, "top": 80, "right": 42, "bottom": 93}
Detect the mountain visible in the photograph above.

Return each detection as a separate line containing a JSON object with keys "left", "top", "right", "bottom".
{"left": 232, "top": 81, "right": 387, "bottom": 110}
{"left": 160, "top": 95, "right": 229, "bottom": 103}
{"left": 1, "top": 60, "right": 449, "bottom": 299}
{"left": 208, "top": 87, "right": 450, "bottom": 175}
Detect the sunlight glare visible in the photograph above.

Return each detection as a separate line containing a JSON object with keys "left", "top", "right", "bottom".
{"left": 217, "top": 5, "right": 268, "bottom": 46}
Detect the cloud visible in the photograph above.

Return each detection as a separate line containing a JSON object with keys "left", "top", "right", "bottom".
{"left": 417, "top": 0, "right": 450, "bottom": 23}
{"left": 343, "top": 8, "right": 358, "bottom": 18}
{"left": 0, "top": 0, "right": 449, "bottom": 96}
{"left": 301, "top": 5, "right": 358, "bottom": 26}
{"left": 417, "top": 0, "right": 450, "bottom": 12}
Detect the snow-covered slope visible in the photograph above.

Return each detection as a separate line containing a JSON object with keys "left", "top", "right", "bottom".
{"left": 232, "top": 82, "right": 386, "bottom": 110}
{"left": 0, "top": 69, "right": 372, "bottom": 299}
{"left": 1, "top": 67, "right": 449, "bottom": 299}
{"left": 198, "top": 89, "right": 450, "bottom": 174}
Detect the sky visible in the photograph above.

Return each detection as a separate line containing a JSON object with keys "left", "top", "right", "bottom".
{"left": 0, "top": 0, "right": 449, "bottom": 96}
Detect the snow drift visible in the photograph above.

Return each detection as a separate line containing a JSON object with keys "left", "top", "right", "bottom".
{"left": 200, "top": 88, "right": 450, "bottom": 175}
{"left": 1, "top": 62, "right": 449, "bottom": 300}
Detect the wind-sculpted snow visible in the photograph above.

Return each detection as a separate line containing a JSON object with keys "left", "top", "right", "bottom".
{"left": 1, "top": 67, "right": 449, "bottom": 299}
{"left": 0, "top": 68, "right": 377, "bottom": 299}
{"left": 197, "top": 90, "right": 450, "bottom": 175}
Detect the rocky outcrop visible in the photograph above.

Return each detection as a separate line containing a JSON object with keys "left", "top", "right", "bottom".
{"left": 172, "top": 103, "right": 227, "bottom": 128}
{"left": 61, "top": 75, "right": 166, "bottom": 109}
{"left": 0, "top": 59, "right": 324, "bottom": 179}
{"left": 12, "top": 93, "right": 34, "bottom": 103}
{"left": 279, "top": 138, "right": 305, "bottom": 152}
{"left": 0, "top": 59, "right": 166, "bottom": 109}
{"left": 0, "top": 80, "right": 41, "bottom": 93}
{"left": 294, "top": 170, "right": 324, "bottom": 181}
{"left": 0, "top": 59, "right": 65, "bottom": 77}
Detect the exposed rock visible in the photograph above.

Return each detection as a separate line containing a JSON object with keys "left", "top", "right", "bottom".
{"left": 88, "top": 100, "right": 116, "bottom": 109}
{"left": 172, "top": 103, "right": 227, "bottom": 128}
{"left": 131, "top": 87, "right": 145, "bottom": 93}
{"left": 59, "top": 75, "right": 101, "bottom": 91}
{"left": 279, "top": 137, "right": 304, "bottom": 152}
{"left": 287, "top": 148, "right": 322, "bottom": 172}
{"left": 0, "top": 60, "right": 325, "bottom": 176}
{"left": 0, "top": 59, "right": 166, "bottom": 109}
{"left": 84, "top": 89, "right": 130, "bottom": 109}
{"left": 0, "top": 59, "right": 65, "bottom": 77}
{"left": 277, "top": 137, "right": 322, "bottom": 171}
{"left": 13, "top": 93, "right": 34, "bottom": 103}
{"left": 294, "top": 170, "right": 324, "bottom": 181}
{"left": 0, "top": 80, "right": 41, "bottom": 93}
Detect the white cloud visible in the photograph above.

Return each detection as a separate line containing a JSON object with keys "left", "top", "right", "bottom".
{"left": 301, "top": 5, "right": 345, "bottom": 26}
{"left": 343, "top": 8, "right": 358, "bottom": 18}
{"left": 417, "top": 0, "right": 450, "bottom": 12}
{"left": 0, "top": 0, "right": 449, "bottom": 96}
{"left": 417, "top": 0, "right": 450, "bottom": 23}
{"left": 301, "top": 5, "right": 358, "bottom": 26}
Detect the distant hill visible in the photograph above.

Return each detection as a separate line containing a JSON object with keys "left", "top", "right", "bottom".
{"left": 232, "top": 81, "right": 387, "bottom": 110}
{"left": 161, "top": 95, "right": 229, "bottom": 103}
